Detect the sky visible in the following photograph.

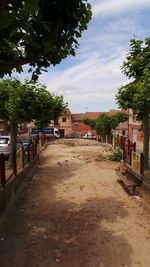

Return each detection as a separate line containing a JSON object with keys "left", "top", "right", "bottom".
{"left": 14, "top": 0, "right": 150, "bottom": 113}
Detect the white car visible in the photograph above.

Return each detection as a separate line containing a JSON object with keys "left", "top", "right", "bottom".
{"left": 0, "top": 136, "right": 22, "bottom": 159}
{"left": 82, "top": 134, "right": 96, "bottom": 140}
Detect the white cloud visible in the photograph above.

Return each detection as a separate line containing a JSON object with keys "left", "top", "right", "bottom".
{"left": 93, "top": 0, "right": 150, "bottom": 17}
{"left": 11, "top": 0, "right": 150, "bottom": 113}
{"left": 39, "top": 48, "right": 127, "bottom": 110}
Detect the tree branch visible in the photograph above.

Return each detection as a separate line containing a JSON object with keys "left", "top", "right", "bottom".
{"left": 0, "top": 17, "right": 63, "bottom": 73}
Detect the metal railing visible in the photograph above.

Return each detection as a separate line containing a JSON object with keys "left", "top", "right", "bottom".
{"left": 0, "top": 136, "right": 46, "bottom": 188}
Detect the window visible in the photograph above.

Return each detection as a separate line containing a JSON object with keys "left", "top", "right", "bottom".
{"left": 62, "top": 117, "right": 66, "bottom": 122}
{"left": 0, "top": 138, "right": 8, "bottom": 144}
{"left": 76, "top": 131, "right": 82, "bottom": 135}
{"left": 74, "top": 121, "right": 78, "bottom": 126}
{"left": 54, "top": 119, "right": 59, "bottom": 125}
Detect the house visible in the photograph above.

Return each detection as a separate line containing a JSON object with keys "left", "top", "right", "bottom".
{"left": 112, "top": 121, "right": 128, "bottom": 136}
{"left": 71, "top": 112, "right": 99, "bottom": 137}
{"left": 128, "top": 109, "right": 143, "bottom": 151}
{"left": 71, "top": 109, "right": 128, "bottom": 138}
{"left": 27, "top": 108, "right": 128, "bottom": 139}
{"left": 51, "top": 108, "right": 72, "bottom": 138}
{"left": 27, "top": 109, "right": 72, "bottom": 138}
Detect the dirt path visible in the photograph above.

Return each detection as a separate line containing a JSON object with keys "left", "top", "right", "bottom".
{"left": 0, "top": 139, "right": 150, "bottom": 267}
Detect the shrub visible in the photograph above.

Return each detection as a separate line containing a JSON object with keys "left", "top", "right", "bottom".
{"left": 108, "top": 150, "right": 122, "bottom": 162}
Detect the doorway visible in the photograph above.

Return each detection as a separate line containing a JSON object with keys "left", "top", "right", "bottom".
{"left": 59, "top": 129, "right": 65, "bottom": 138}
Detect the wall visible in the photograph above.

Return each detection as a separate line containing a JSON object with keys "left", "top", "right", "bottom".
{"left": 128, "top": 109, "right": 143, "bottom": 152}
{"left": 0, "top": 156, "right": 39, "bottom": 220}
{"left": 51, "top": 113, "right": 72, "bottom": 137}
{"left": 72, "top": 120, "right": 96, "bottom": 137}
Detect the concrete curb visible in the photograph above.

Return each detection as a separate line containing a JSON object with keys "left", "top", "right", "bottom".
{"left": 0, "top": 155, "right": 39, "bottom": 222}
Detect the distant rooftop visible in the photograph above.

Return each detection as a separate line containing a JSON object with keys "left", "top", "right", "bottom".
{"left": 72, "top": 109, "right": 126, "bottom": 120}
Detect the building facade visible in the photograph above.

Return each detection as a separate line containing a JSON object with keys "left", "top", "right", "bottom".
{"left": 71, "top": 112, "right": 99, "bottom": 137}
{"left": 51, "top": 108, "right": 72, "bottom": 138}
{"left": 72, "top": 109, "right": 128, "bottom": 138}
{"left": 26, "top": 108, "right": 129, "bottom": 139}
{"left": 128, "top": 109, "right": 143, "bottom": 151}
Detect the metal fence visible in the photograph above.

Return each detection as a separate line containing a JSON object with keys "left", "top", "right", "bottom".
{"left": 106, "top": 134, "right": 150, "bottom": 184}
{"left": 0, "top": 136, "right": 46, "bottom": 188}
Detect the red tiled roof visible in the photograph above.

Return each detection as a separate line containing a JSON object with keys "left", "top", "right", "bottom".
{"left": 72, "top": 109, "right": 127, "bottom": 121}
{"left": 72, "top": 112, "right": 106, "bottom": 120}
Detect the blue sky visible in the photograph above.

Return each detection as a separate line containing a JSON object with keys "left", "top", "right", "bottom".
{"left": 15, "top": 0, "right": 150, "bottom": 113}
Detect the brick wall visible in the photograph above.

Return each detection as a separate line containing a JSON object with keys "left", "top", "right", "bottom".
{"left": 72, "top": 121, "right": 96, "bottom": 137}
{"left": 129, "top": 124, "right": 143, "bottom": 142}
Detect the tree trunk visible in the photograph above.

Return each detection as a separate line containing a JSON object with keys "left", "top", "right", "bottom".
{"left": 9, "top": 121, "right": 18, "bottom": 173}
{"left": 143, "top": 113, "right": 150, "bottom": 170}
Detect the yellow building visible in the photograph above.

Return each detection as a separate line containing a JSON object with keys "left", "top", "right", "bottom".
{"left": 50, "top": 108, "right": 72, "bottom": 138}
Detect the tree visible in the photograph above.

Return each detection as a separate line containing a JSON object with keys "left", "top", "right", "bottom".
{"left": 0, "top": 0, "right": 92, "bottom": 79}
{"left": 95, "top": 113, "right": 128, "bottom": 139}
{"left": 0, "top": 78, "right": 66, "bottom": 167}
{"left": 116, "top": 37, "right": 150, "bottom": 168}
{"left": 83, "top": 113, "right": 128, "bottom": 139}
{"left": 82, "top": 118, "right": 96, "bottom": 130}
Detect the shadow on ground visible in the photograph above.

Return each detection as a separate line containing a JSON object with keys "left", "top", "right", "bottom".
{"left": 0, "top": 151, "right": 133, "bottom": 267}
{"left": 0, "top": 195, "right": 132, "bottom": 267}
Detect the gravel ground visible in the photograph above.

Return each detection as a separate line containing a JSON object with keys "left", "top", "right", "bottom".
{"left": 0, "top": 139, "right": 150, "bottom": 267}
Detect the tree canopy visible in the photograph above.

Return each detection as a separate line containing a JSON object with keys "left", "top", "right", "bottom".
{"left": 0, "top": 78, "right": 66, "bottom": 168}
{"left": 116, "top": 37, "right": 150, "bottom": 165}
{"left": 117, "top": 37, "right": 150, "bottom": 119}
{"left": 0, "top": 0, "right": 92, "bottom": 79}
{"left": 121, "top": 38, "right": 150, "bottom": 80}
{"left": 0, "top": 78, "right": 66, "bottom": 128}
{"left": 116, "top": 80, "right": 150, "bottom": 121}
{"left": 82, "top": 118, "right": 96, "bottom": 130}
{"left": 83, "top": 112, "right": 128, "bottom": 138}
{"left": 95, "top": 113, "right": 128, "bottom": 138}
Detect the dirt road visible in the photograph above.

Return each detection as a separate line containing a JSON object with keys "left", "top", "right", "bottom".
{"left": 0, "top": 139, "right": 150, "bottom": 267}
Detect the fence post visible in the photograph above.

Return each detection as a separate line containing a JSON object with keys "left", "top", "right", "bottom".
{"left": 0, "top": 154, "right": 6, "bottom": 186}
{"left": 140, "top": 153, "right": 144, "bottom": 175}
{"left": 133, "top": 142, "right": 136, "bottom": 152}
{"left": 22, "top": 146, "right": 25, "bottom": 169}
{"left": 28, "top": 145, "right": 30, "bottom": 163}
{"left": 112, "top": 137, "right": 114, "bottom": 148}
{"left": 13, "top": 149, "right": 17, "bottom": 176}
{"left": 122, "top": 138, "right": 125, "bottom": 161}
{"left": 120, "top": 136, "right": 123, "bottom": 149}
{"left": 131, "top": 151, "right": 134, "bottom": 168}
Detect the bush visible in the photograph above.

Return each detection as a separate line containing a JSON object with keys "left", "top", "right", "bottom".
{"left": 108, "top": 150, "right": 122, "bottom": 162}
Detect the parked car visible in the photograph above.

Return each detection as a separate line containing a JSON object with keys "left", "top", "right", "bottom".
{"left": 66, "top": 134, "right": 75, "bottom": 139}
{"left": 82, "top": 134, "right": 96, "bottom": 140}
{"left": 0, "top": 136, "right": 22, "bottom": 159}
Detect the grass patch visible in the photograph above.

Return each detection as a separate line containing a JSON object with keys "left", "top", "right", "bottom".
{"left": 96, "top": 149, "right": 122, "bottom": 162}
{"left": 65, "top": 142, "right": 76, "bottom": 147}
{"left": 96, "top": 153, "right": 108, "bottom": 162}
{"left": 108, "top": 150, "right": 122, "bottom": 162}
